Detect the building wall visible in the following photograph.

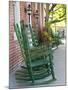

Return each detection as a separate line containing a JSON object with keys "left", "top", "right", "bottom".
{"left": 37, "top": 3, "right": 41, "bottom": 30}
{"left": 20, "top": 2, "right": 43, "bottom": 30}
{"left": 9, "top": 1, "right": 23, "bottom": 73}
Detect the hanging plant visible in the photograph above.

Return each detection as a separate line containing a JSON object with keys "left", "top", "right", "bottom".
{"left": 38, "top": 27, "right": 53, "bottom": 45}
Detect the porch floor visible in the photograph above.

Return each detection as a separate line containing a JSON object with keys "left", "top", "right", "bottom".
{"left": 9, "top": 40, "right": 66, "bottom": 89}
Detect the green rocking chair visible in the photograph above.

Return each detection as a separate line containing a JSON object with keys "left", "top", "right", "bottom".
{"left": 14, "top": 20, "right": 56, "bottom": 85}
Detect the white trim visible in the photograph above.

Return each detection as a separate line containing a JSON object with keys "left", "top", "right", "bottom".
{"left": 13, "top": 2, "right": 20, "bottom": 40}
{"left": 13, "top": 2, "right": 20, "bottom": 25}
{"left": 35, "top": 3, "right": 37, "bottom": 10}
{"left": 26, "top": 3, "right": 33, "bottom": 47}
{"left": 26, "top": 2, "right": 32, "bottom": 26}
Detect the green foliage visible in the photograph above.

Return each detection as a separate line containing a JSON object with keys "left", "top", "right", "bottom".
{"left": 49, "top": 4, "right": 66, "bottom": 23}
{"left": 44, "top": 4, "right": 66, "bottom": 33}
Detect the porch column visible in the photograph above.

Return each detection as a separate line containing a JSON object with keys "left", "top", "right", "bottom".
{"left": 13, "top": 2, "right": 20, "bottom": 26}
{"left": 13, "top": 2, "right": 20, "bottom": 40}
{"left": 26, "top": 2, "right": 32, "bottom": 26}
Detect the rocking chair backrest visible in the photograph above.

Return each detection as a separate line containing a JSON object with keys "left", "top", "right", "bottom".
{"left": 20, "top": 21, "right": 33, "bottom": 48}
{"left": 14, "top": 22, "right": 30, "bottom": 59}
{"left": 20, "top": 20, "right": 39, "bottom": 48}
{"left": 29, "top": 24, "right": 39, "bottom": 47}
{"left": 14, "top": 23, "right": 24, "bottom": 52}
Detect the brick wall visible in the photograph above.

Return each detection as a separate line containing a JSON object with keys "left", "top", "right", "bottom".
{"left": 20, "top": 2, "right": 27, "bottom": 23}
{"left": 20, "top": 2, "right": 42, "bottom": 30}
{"left": 9, "top": 1, "right": 23, "bottom": 73}
{"left": 31, "top": 2, "right": 35, "bottom": 28}
{"left": 37, "top": 3, "right": 41, "bottom": 30}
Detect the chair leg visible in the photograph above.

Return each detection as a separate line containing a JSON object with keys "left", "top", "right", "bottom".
{"left": 27, "top": 65, "right": 35, "bottom": 83}
{"left": 49, "top": 54, "right": 56, "bottom": 80}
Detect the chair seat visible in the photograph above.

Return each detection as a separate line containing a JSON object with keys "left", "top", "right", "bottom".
{"left": 21, "top": 56, "right": 50, "bottom": 68}
{"left": 31, "top": 59, "right": 49, "bottom": 67}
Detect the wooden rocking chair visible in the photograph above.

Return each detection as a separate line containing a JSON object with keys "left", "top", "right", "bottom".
{"left": 14, "top": 20, "right": 56, "bottom": 85}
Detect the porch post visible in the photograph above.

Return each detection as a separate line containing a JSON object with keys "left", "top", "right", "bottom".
{"left": 13, "top": 2, "right": 20, "bottom": 40}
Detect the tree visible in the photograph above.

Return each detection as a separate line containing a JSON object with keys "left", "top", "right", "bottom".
{"left": 44, "top": 3, "right": 66, "bottom": 29}
{"left": 49, "top": 4, "right": 66, "bottom": 24}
